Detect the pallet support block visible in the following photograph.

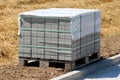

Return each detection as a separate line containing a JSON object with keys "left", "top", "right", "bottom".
{"left": 65, "top": 62, "right": 75, "bottom": 71}
{"left": 39, "top": 60, "right": 49, "bottom": 67}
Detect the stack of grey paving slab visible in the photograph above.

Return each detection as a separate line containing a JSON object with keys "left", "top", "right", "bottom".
{"left": 18, "top": 8, "right": 101, "bottom": 61}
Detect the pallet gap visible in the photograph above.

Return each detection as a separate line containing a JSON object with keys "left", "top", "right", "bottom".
{"left": 27, "top": 60, "right": 39, "bottom": 67}
{"left": 49, "top": 62, "right": 65, "bottom": 68}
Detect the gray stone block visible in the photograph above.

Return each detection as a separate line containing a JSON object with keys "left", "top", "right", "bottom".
{"left": 51, "top": 32, "right": 58, "bottom": 38}
{"left": 23, "top": 36, "right": 30, "bottom": 40}
{"left": 37, "top": 54, "right": 44, "bottom": 58}
{"left": 59, "top": 54, "right": 65, "bottom": 60}
{"left": 21, "top": 17, "right": 31, "bottom": 28}
{"left": 46, "top": 19, "right": 58, "bottom": 30}
{"left": 18, "top": 47, "right": 23, "bottom": 53}
{"left": 45, "top": 43, "right": 57, "bottom": 47}
{"left": 80, "top": 46, "right": 86, "bottom": 58}
{"left": 23, "top": 53, "right": 30, "bottom": 57}
{"left": 64, "top": 55, "right": 72, "bottom": 61}
{"left": 32, "top": 53, "right": 38, "bottom": 58}
{"left": 50, "top": 52, "right": 58, "bottom": 59}
{"left": 45, "top": 54, "right": 51, "bottom": 59}
{"left": 44, "top": 49, "right": 51, "bottom": 59}
{"left": 32, "top": 37, "right": 37, "bottom": 45}
{"left": 95, "top": 11, "right": 101, "bottom": 25}
{"left": 23, "top": 39, "right": 30, "bottom": 45}
{"left": 46, "top": 18, "right": 58, "bottom": 23}
{"left": 94, "top": 40, "right": 100, "bottom": 53}
{"left": 23, "top": 47, "right": 31, "bottom": 53}
{"left": 21, "top": 31, "right": 31, "bottom": 37}
{"left": 32, "top": 31, "right": 37, "bottom": 37}
{"left": 59, "top": 34, "right": 71, "bottom": 40}
{"left": 59, "top": 25, "right": 65, "bottom": 31}
{"left": 59, "top": 43, "right": 71, "bottom": 48}
{"left": 18, "top": 52, "right": 23, "bottom": 57}
{"left": 37, "top": 32, "right": 44, "bottom": 37}
{"left": 18, "top": 37, "right": 23, "bottom": 44}
{"left": 45, "top": 32, "right": 51, "bottom": 38}
{"left": 32, "top": 48, "right": 37, "bottom": 54}
{"left": 37, "top": 37, "right": 44, "bottom": 41}
{"left": 32, "top": 37, "right": 44, "bottom": 46}
{"left": 37, "top": 48, "right": 44, "bottom": 55}
{"left": 95, "top": 32, "right": 100, "bottom": 40}
{"left": 86, "top": 44, "right": 92, "bottom": 55}
{"left": 91, "top": 44, "right": 94, "bottom": 53}
{"left": 59, "top": 51, "right": 72, "bottom": 61}
{"left": 59, "top": 19, "right": 70, "bottom": 31}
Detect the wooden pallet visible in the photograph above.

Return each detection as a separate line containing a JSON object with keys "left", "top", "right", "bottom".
{"left": 18, "top": 53, "right": 100, "bottom": 71}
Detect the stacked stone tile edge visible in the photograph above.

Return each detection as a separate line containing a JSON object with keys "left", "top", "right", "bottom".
{"left": 18, "top": 8, "right": 101, "bottom": 61}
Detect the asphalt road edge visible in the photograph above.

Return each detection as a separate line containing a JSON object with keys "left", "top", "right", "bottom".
{"left": 50, "top": 54, "right": 120, "bottom": 80}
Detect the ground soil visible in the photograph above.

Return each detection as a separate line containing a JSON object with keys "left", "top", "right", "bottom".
{"left": 100, "top": 36, "right": 120, "bottom": 58}
{"left": 0, "top": 63, "right": 65, "bottom": 80}
{"left": 0, "top": 36, "right": 120, "bottom": 80}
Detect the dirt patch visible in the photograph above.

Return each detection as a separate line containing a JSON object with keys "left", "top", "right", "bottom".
{"left": 100, "top": 36, "right": 120, "bottom": 58}
{"left": 0, "top": 63, "right": 65, "bottom": 80}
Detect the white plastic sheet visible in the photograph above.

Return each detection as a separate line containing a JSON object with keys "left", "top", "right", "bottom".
{"left": 18, "top": 8, "right": 100, "bottom": 41}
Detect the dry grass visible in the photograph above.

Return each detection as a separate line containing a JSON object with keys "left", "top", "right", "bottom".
{"left": 0, "top": 0, "right": 120, "bottom": 60}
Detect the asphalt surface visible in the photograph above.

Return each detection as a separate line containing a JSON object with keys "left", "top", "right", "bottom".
{"left": 79, "top": 63, "right": 120, "bottom": 80}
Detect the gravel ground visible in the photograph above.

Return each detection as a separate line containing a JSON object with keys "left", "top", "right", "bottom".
{"left": 81, "top": 63, "right": 120, "bottom": 80}
{"left": 100, "top": 36, "right": 120, "bottom": 58}
{"left": 0, "top": 63, "right": 66, "bottom": 80}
